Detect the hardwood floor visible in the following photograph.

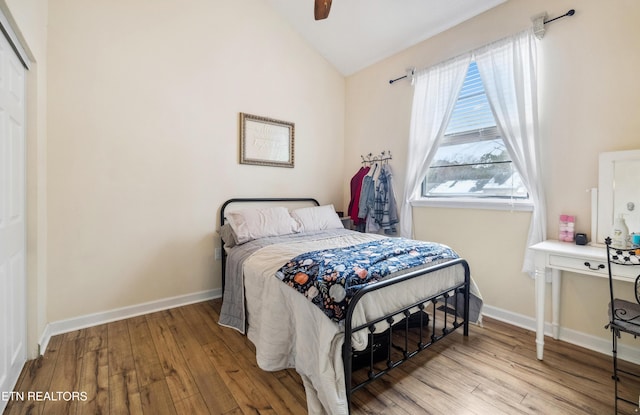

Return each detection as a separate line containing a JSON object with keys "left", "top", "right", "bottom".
{"left": 4, "top": 299, "right": 639, "bottom": 415}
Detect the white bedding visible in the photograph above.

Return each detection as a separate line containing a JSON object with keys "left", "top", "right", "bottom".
{"left": 240, "top": 231, "right": 472, "bottom": 415}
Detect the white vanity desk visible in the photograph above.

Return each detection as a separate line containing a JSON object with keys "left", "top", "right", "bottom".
{"left": 528, "top": 148, "right": 640, "bottom": 360}
{"left": 529, "top": 239, "right": 638, "bottom": 360}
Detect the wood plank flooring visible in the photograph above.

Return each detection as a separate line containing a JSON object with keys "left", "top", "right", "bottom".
{"left": 4, "top": 299, "right": 639, "bottom": 415}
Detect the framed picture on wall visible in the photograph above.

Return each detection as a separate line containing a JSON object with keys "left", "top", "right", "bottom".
{"left": 239, "top": 112, "right": 295, "bottom": 168}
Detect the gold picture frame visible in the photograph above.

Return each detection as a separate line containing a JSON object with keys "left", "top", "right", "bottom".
{"left": 239, "top": 113, "right": 295, "bottom": 168}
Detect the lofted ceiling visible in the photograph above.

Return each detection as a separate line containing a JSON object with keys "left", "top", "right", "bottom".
{"left": 265, "top": 0, "right": 507, "bottom": 76}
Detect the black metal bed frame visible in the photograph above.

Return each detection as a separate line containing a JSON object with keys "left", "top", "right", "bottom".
{"left": 219, "top": 198, "right": 470, "bottom": 414}
{"left": 343, "top": 259, "right": 470, "bottom": 412}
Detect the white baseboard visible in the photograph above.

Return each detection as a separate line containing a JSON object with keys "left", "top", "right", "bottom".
{"left": 38, "top": 288, "right": 222, "bottom": 355}
{"left": 482, "top": 304, "right": 640, "bottom": 366}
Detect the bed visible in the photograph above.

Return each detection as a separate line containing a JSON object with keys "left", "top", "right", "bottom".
{"left": 217, "top": 198, "right": 482, "bottom": 415}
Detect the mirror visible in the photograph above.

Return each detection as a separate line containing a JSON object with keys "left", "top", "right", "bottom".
{"left": 596, "top": 149, "right": 640, "bottom": 245}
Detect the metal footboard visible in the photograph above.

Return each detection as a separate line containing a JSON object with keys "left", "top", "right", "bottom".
{"left": 342, "top": 258, "right": 471, "bottom": 413}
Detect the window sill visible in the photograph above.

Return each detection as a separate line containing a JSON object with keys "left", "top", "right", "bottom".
{"left": 411, "top": 197, "right": 534, "bottom": 212}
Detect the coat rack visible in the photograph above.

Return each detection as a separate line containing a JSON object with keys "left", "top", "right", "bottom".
{"left": 361, "top": 150, "right": 392, "bottom": 165}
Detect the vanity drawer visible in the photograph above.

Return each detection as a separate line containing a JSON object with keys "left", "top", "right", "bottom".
{"left": 548, "top": 253, "right": 638, "bottom": 282}
{"left": 549, "top": 254, "right": 607, "bottom": 276}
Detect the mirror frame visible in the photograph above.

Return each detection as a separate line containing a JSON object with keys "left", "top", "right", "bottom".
{"left": 596, "top": 149, "right": 640, "bottom": 245}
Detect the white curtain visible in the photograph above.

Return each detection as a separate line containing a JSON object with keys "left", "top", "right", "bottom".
{"left": 475, "top": 28, "right": 546, "bottom": 274}
{"left": 400, "top": 54, "right": 472, "bottom": 238}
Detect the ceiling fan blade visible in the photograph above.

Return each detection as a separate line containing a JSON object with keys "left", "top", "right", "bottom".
{"left": 314, "top": 0, "right": 332, "bottom": 20}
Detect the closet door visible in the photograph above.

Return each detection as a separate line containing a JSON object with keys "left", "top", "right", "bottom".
{"left": 0, "top": 22, "right": 26, "bottom": 405}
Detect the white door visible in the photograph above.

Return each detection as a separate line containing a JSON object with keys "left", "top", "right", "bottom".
{"left": 0, "top": 22, "right": 26, "bottom": 408}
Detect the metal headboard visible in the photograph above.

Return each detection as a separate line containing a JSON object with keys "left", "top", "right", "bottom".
{"left": 219, "top": 197, "right": 320, "bottom": 292}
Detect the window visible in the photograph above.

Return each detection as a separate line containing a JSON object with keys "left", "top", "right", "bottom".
{"left": 422, "top": 62, "right": 528, "bottom": 201}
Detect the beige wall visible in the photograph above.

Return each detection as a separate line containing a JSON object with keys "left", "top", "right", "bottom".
{"left": 345, "top": 0, "right": 640, "bottom": 343}
{"left": 2, "top": 0, "right": 48, "bottom": 357}
{"left": 46, "top": 0, "right": 345, "bottom": 322}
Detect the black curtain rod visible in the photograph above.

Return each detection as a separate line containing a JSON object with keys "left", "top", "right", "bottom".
{"left": 544, "top": 8, "right": 575, "bottom": 24}
{"left": 389, "top": 9, "right": 575, "bottom": 84}
{"left": 389, "top": 72, "right": 411, "bottom": 84}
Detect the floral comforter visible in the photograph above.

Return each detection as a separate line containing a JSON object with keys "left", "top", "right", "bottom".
{"left": 275, "top": 238, "right": 458, "bottom": 322}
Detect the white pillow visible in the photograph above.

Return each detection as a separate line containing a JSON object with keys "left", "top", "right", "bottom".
{"left": 291, "top": 204, "right": 344, "bottom": 232}
{"left": 226, "top": 206, "right": 300, "bottom": 244}
{"left": 218, "top": 223, "right": 237, "bottom": 248}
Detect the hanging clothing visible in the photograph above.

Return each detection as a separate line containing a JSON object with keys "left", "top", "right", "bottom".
{"left": 374, "top": 164, "right": 399, "bottom": 234}
{"left": 358, "top": 175, "right": 374, "bottom": 218}
{"left": 358, "top": 168, "right": 380, "bottom": 233}
{"left": 348, "top": 166, "right": 369, "bottom": 226}
{"left": 358, "top": 163, "right": 377, "bottom": 219}
{"left": 365, "top": 210, "right": 381, "bottom": 233}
